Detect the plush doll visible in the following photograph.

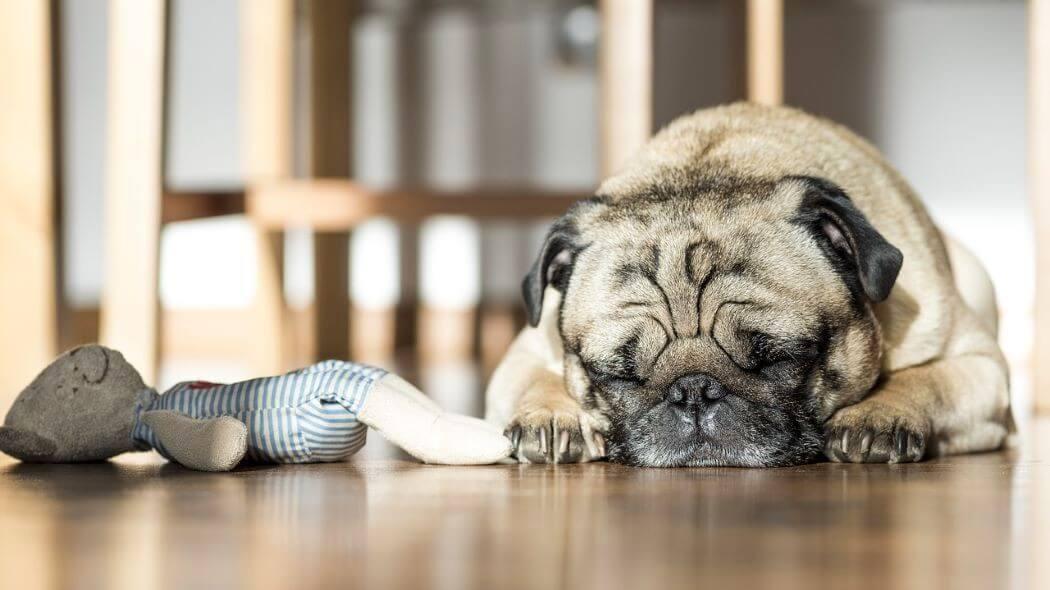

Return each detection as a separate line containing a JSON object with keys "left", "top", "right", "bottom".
{"left": 0, "top": 345, "right": 511, "bottom": 471}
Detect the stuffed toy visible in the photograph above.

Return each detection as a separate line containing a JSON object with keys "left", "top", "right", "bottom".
{"left": 0, "top": 345, "right": 511, "bottom": 471}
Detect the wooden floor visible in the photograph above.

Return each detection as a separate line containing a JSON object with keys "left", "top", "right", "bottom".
{"left": 1, "top": 417, "right": 1049, "bottom": 589}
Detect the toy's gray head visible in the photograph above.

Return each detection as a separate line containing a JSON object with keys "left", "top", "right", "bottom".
{"left": 0, "top": 345, "right": 147, "bottom": 462}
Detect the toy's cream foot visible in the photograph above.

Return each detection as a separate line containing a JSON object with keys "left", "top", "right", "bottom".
{"left": 359, "top": 374, "right": 513, "bottom": 465}
{"left": 424, "top": 414, "right": 514, "bottom": 465}
{"left": 141, "top": 410, "right": 248, "bottom": 472}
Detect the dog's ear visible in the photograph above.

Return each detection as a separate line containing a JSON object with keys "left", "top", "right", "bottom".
{"left": 792, "top": 176, "right": 903, "bottom": 303}
{"left": 522, "top": 199, "right": 601, "bottom": 326}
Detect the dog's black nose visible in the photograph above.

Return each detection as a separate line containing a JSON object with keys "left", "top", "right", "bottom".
{"left": 667, "top": 373, "right": 728, "bottom": 413}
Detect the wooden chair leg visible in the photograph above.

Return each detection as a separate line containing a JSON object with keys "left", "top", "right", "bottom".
{"left": 313, "top": 232, "right": 350, "bottom": 361}
{"left": 746, "top": 0, "right": 784, "bottom": 106}
{"left": 255, "top": 230, "right": 288, "bottom": 371}
{"left": 393, "top": 23, "right": 423, "bottom": 363}
{"left": 0, "top": 0, "right": 60, "bottom": 408}
{"left": 396, "top": 224, "right": 420, "bottom": 359}
{"left": 599, "top": 0, "right": 653, "bottom": 176}
{"left": 307, "top": 0, "right": 354, "bottom": 361}
{"left": 100, "top": 0, "right": 167, "bottom": 384}
{"left": 242, "top": 0, "right": 294, "bottom": 373}
{"left": 1032, "top": 0, "right": 1050, "bottom": 412}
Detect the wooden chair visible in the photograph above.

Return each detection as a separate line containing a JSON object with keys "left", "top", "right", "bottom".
{"left": 241, "top": 0, "right": 593, "bottom": 374}
{"left": 101, "top": 0, "right": 586, "bottom": 383}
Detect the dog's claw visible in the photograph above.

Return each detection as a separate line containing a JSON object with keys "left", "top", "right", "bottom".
{"left": 549, "top": 423, "right": 560, "bottom": 463}
{"left": 507, "top": 426, "right": 522, "bottom": 450}
{"left": 906, "top": 432, "right": 925, "bottom": 462}
{"left": 893, "top": 428, "right": 909, "bottom": 461}
{"left": 593, "top": 432, "right": 606, "bottom": 458}
{"left": 859, "top": 432, "right": 873, "bottom": 458}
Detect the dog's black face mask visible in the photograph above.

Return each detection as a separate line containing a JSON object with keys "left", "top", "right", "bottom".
{"left": 522, "top": 177, "right": 901, "bottom": 467}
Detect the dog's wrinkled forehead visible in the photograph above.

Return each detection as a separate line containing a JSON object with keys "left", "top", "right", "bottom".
{"left": 574, "top": 176, "right": 823, "bottom": 266}
{"left": 525, "top": 173, "right": 900, "bottom": 348}
{"left": 562, "top": 183, "right": 843, "bottom": 330}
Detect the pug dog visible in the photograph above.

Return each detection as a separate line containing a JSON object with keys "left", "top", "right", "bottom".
{"left": 485, "top": 102, "right": 1013, "bottom": 467}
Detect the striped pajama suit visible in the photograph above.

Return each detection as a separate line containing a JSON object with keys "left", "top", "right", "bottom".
{"left": 131, "top": 360, "right": 388, "bottom": 464}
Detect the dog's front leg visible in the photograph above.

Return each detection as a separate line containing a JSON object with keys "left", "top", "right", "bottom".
{"left": 504, "top": 369, "right": 608, "bottom": 464}
{"left": 824, "top": 350, "right": 1011, "bottom": 463}
{"left": 485, "top": 288, "right": 609, "bottom": 463}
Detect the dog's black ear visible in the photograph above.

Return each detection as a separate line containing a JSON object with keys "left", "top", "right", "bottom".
{"left": 522, "top": 200, "right": 599, "bottom": 326}
{"left": 793, "top": 176, "right": 903, "bottom": 303}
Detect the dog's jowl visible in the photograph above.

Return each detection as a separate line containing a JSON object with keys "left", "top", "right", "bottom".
{"left": 486, "top": 103, "right": 1013, "bottom": 467}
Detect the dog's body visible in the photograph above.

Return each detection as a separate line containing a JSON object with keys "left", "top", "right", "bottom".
{"left": 486, "top": 103, "right": 1012, "bottom": 466}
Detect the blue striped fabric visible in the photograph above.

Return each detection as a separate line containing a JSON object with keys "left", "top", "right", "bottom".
{"left": 131, "top": 360, "right": 387, "bottom": 464}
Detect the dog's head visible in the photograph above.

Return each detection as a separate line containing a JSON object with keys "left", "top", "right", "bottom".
{"left": 524, "top": 175, "right": 902, "bottom": 467}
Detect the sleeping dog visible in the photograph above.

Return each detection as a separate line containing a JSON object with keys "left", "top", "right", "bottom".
{"left": 485, "top": 103, "right": 1013, "bottom": 467}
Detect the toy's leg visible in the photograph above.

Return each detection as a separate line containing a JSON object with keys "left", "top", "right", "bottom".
{"left": 358, "top": 374, "right": 512, "bottom": 465}
{"left": 140, "top": 410, "right": 247, "bottom": 472}
{"left": 371, "top": 371, "right": 445, "bottom": 413}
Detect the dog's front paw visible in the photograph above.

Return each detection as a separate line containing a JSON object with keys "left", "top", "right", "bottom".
{"left": 506, "top": 400, "right": 608, "bottom": 464}
{"left": 824, "top": 401, "right": 931, "bottom": 464}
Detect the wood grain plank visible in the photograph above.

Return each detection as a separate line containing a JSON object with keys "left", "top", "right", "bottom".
{"left": 0, "top": 411, "right": 1045, "bottom": 589}
{"left": 99, "top": 0, "right": 167, "bottom": 383}
{"left": 599, "top": 0, "right": 653, "bottom": 176}
{"left": 0, "top": 0, "right": 59, "bottom": 410}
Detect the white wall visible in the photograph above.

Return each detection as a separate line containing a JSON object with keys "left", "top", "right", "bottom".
{"left": 60, "top": 0, "right": 107, "bottom": 307}
{"left": 784, "top": 0, "right": 1032, "bottom": 409}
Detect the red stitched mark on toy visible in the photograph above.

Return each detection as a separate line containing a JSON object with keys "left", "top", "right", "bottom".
{"left": 187, "top": 380, "right": 224, "bottom": 390}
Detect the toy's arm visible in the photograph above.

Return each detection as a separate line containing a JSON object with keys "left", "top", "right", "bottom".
{"left": 358, "top": 374, "right": 512, "bottom": 465}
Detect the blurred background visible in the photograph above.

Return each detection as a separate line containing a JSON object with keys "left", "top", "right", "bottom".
{"left": 0, "top": 0, "right": 1041, "bottom": 424}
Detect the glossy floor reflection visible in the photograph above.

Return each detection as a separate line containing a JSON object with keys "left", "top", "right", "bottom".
{"left": 0, "top": 419, "right": 1048, "bottom": 589}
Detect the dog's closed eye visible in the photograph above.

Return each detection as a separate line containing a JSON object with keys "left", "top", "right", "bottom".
{"left": 582, "top": 359, "right": 644, "bottom": 388}
{"left": 747, "top": 332, "right": 819, "bottom": 375}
